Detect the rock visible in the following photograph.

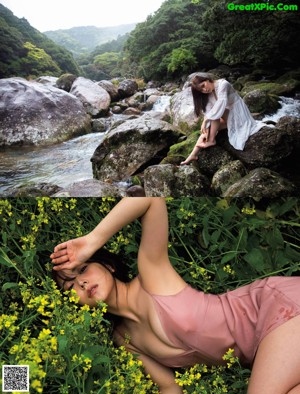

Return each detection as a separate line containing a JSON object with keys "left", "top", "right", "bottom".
{"left": 91, "top": 118, "right": 111, "bottom": 133}
{"left": 3, "top": 182, "right": 62, "bottom": 197}
{"left": 56, "top": 73, "right": 77, "bottom": 92}
{"left": 91, "top": 113, "right": 180, "bottom": 182}
{"left": 276, "top": 116, "right": 300, "bottom": 149}
{"left": 219, "top": 126, "right": 293, "bottom": 169}
{"left": 144, "top": 95, "right": 160, "bottom": 110}
{"left": 98, "top": 80, "right": 119, "bottom": 102}
{"left": 70, "top": 76, "right": 111, "bottom": 117}
{"left": 52, "top": 179, "right": 127, "bottom": 197}
{"left": 241, "top": 81, "right": 297, "bottom": 97}
{"left": 118, "top": 79, "right": 138, "bottom": 99}
{"left": 211, "top": 160, "right": 247, "bottom": 196}
{"left": 243, "top": 89, "right": 280, "bottom": 114}
{"left": 223, "top": 168, "right": 297, "bottom": 198}
{"left": 125, "top": 185, "right": 146, "bottom": 197}
{"left": 35, "top": 76, "right": 58, "bottom": 86}
{"left": 125, "top": 92, "right": 145, "bottom": 107}
{"left": 144, "top": 164, "right": 211, "bottom": 197}
{"left": 0, "top": 77, "right": 91, "bottom": 147}
{"left": 123, "top": 107, "right": 142, "bottom": 116}
{"left": 143, "top": 88, "right": 161, "bottom": 98}
{"left": 170, "top": 87, "right": 200, "bottom": 133}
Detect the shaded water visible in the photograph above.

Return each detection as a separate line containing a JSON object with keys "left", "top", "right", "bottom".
{"left": 0, "top": 132, "right": 105, "bottom": 194}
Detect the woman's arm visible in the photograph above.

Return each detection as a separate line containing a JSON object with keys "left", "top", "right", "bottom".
{"left": 204, "top": 79, "right": 229, "bottom": 120}
{"left": 51, "top": 197, "right": 168, "bottom": 272}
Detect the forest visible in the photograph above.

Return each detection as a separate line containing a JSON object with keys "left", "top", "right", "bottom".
{"left": 1, "top": 0, "right": 299, "bottom": 81}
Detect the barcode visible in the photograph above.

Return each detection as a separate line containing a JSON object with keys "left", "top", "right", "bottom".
{"left": 2, "top": 365, "right": 29, "bottom": 392}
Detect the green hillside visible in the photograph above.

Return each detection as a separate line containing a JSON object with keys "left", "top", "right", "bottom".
{"left": 44, "top": 24, "right": 136, "bottom": 57}
{"left": 0, "top": 4, "right": 81, "bottom": 78}
{"left": 124, "top": 0, "right": 300, "bottom": 80}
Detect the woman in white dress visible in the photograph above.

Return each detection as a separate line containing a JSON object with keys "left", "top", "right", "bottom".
{"left": 181, "top": 74, "right": 265, "bottom": 165}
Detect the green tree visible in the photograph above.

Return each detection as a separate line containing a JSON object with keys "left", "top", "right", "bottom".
{"left": 20, "top": 42, "right": 61, "bottom": 76}
{"left": 167, "top": 47, "right": 197, "bottom": 76}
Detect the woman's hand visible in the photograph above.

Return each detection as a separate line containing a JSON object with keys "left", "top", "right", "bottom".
{"left": 50, "top": 235, "right": 94, "bottom": 271}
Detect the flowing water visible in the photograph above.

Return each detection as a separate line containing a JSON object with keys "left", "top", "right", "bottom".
{"left": 262, "top": 96, "right": 300, "bottom": 122}
{"left": 0, "top": 132, "right": 105, "bottom": 194}
{"left": 0, "top": 95, "right": 298, "bottom": 195}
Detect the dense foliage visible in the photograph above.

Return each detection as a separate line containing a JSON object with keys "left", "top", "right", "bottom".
{"left": 0, "top": 4, "right": 81, "bottom": 78}
{"left": 124, "top": 0, "right": 300, "bottom": 80}
{"left": 2, "top": 0, "right": 299, "bottom": 81}
{"left": 1, "top": 197, "right": 299, "bottom": 393}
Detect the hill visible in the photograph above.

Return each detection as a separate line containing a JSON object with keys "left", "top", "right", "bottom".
{"left": 44, "top": 24, "right": 136, "bottom": 57}
{"left": 0, "top": 4, "right": 81, "bottom": 78}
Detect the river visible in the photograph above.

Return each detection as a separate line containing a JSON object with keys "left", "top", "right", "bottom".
{"left": 0, "top": 95, "right": 299, "bottom": 195}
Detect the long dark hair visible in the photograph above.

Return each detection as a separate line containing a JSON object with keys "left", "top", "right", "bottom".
{"left": 191, "top": 75, "right": 214, "bottom": 117}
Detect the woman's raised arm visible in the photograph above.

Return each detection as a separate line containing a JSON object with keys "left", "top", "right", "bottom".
{"left": 51, "top": 197, "right": 168, "bottom": 272}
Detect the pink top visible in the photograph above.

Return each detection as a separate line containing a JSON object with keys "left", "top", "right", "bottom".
{"left": 143, "top": 277, "right": 300, "bottom": 368}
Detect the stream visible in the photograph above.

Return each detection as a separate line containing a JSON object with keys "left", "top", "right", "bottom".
{"left": 0, "top": 95, "right": 299, "bottom": 195}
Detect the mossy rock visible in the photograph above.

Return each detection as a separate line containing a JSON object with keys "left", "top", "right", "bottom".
{"left": 241, "top": 81, "right": 297, "bottom": 97}
{"left": 162, "top": 131, "right": 199, "bottom": 164}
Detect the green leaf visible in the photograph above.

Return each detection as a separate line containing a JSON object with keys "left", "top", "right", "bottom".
{"left": 221, "top": 251, "right": 238, "bottom": 264}
{"left": 2, "top": 282, "right": 18, "bottom": 291}
{"left": 58, "top": 335, "right": 69, "bottom": 353}
{"left": 243, "top": 248, "right": 265, "bottom": 273}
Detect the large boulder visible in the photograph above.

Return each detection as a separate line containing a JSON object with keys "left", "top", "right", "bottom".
{"left": 218, "top": 124, "right": 296, "bottom": 169}
{"left": 211, "top": 160, "right": 247, "bottom": 196}
{"left": 170, "top": 87, "right": 200, "bottom": 133}
{"left": 98, "top": 80, "right": 119, "bottom": 102}
{"left": 243, "top": 89, "right": 280, "bottom": 114}
{"left": 0, "top": 77, "right": 91, "bottom": 147}
{"left": 118, "top": 79, "right": 139, "bottom": 99}
{"left": 144, "top": 164, "right": 211, "bottom": 197}
{"left": 70, "top": 77, "right": 111, "bottom": 117}
{"left": 56, "top": 73, "right": 77, "bottom": 92}
{"left": 91, "top": 113, "right": 180, "bottom": 182}
{"left": 223, "top": 168, "right": 297, "bottom": 198}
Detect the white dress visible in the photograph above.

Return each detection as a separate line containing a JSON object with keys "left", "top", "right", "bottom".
{"left": 204, "top": 79, "right": 265, "bottom": 150}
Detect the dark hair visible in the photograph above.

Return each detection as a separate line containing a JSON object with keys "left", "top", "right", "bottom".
{"left": 52, "top": 248, "right": 130, "bottom": 328}
{"left": 52, "top": 248, "right": 130, "bottom": 287}
{"left": 191, "top": 75, "right": 214, "bottom": 116}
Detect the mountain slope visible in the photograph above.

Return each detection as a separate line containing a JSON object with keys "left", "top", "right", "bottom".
{"left": 0, "top": 4, "right": 81, "bottom": 78}
{"left": 44, "top": 24, "right": 136, "bottom": 57}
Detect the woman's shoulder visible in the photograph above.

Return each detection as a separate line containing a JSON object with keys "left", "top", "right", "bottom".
{"left": 216, "top": 78, "right": 231, "bottom": 87}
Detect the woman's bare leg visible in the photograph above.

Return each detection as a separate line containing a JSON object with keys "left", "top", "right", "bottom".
{"left": 248, "top": 315, "right": 300, "bottom": 394}
{"left": 180, "top": 133, "right": 206, "bottom": 165}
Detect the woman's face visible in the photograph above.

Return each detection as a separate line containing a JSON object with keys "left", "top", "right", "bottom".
{"left": 193, "top": 79, "right": 214, "bottom": 94}
{"left": 58, "top": 262, "right": 115, "bottom": 307}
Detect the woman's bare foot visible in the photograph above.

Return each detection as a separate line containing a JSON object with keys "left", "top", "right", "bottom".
{"left": 197, "top": 140, "right": 216, "bottom": 148}
{"left": 180, "top": 153, "right": 199, "bottom": 165}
